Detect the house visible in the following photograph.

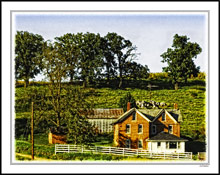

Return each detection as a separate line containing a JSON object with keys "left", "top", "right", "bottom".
{"left": 86, "top": 108, "right": 124, "bottom": 133}
{"left": 112, "top": 103, "right": 187, "bottom": 153}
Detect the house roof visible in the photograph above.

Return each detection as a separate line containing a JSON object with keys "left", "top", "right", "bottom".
{"left": 147, "top": 132, "right": 187, "bottom": 141}
{"left": 85, "top": 108, "right": 124, "bottom": 119}
{"left": 138, "top": 108, "right": 182, "bottom": 122}
{"left": 112, "top": 108, "right": 182, "bottom": 125}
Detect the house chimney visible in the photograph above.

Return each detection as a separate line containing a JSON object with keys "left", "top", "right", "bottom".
{"left": 174, "top": 103, "right": 178, "bottom": 110}
{"left": 127, "top": 102, "right": 131, "bottom": 111}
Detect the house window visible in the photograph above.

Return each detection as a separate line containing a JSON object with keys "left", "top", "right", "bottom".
{"left": 138, "top": 140, "right": 143, "bottom": 149}
{"left": 166, "top": 142, "right": 169, "bottom": 149}
{"left": 169, "top": 142, "right": 177, "bottom": 149}
{"left": 152, "top": 125, "right": 157, "bottom": 134}
{"left": 168, "top": 125, "right": 173, "bottom": 134}
{"left": 157, "top": 142, "right": 161, "bottom": 148}
{"left": 138, "top": 124, "right": 143, "bottom": 133}
{"left": 132, "top": 112, "right": 136, "bottom": 120}
{"left": 126, "top": 124, "right": 131, "bottom": 133}
{"left": 125, "top": 139, "right": 131, "bottom": 148}
{"left": 162, "top": 113, "right": 165, "bottom": 121}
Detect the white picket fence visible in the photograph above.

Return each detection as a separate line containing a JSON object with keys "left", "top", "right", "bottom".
{"left": 55, "top": 144, "right": 192, "bottom": 160}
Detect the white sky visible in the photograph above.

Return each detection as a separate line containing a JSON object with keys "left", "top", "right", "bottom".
{"left": 15, "top": 12, "right": 208, "bottom": 80}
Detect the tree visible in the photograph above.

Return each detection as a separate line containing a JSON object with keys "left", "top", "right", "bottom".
{"left": 42, "top": 41, "right": 69, "bottom": 131}
{"left": 54, "top": 33, "right": 80, "bottom": 83}
{"left": 65, "top": 109, "right": 96, "bottom": 145}
{"left": 104, "top": 33, "right": 137, "bottom": 88}
{"left": 161, "top": 34, "right": 202, "bottom": 90}
{"left": 42, "top": 41, "right": 96, "bottom": 145}
{"left": 100, "top": 34, "right": 117, "bottom": 85}
{"left": 76, "top": 32, "right": 103, "bottom": 88}
{"left": 118, "top": 92, "right": 136, "bottom": 112}
{"left": 124, "top": 61, "right": 150, "bottom": 80}
{"left": 15, "top": 31, "right": 44, "bottom": 87}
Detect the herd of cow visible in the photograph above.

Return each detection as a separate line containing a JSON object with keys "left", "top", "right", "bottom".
{"left": 136, "top": 100, "right": 167, "bottom": 109}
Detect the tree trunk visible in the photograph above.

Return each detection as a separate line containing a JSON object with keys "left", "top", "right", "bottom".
{"left": 24, "top": 78, "right": 29, "bottom": 88}
{"left": 118, "top": 65, "right": 123, "bottom": 88}
{"left": 119, "top": 77, "right": 123, "bottom": 89}
{"left": 83, "top": 77, "right": 88, "bottom": 88}
{"left": 174, "top": 83, "right": 178, "bottom": 90}
{"left": 106, "top": 64, "right": 110, "bottom": 85}
{"left": 70, "top": 74, "right": 74, "bottom": 84}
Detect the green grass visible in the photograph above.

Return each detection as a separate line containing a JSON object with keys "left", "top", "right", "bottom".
{"left": 15, "top": 78, "right": 206, "bottom": 141}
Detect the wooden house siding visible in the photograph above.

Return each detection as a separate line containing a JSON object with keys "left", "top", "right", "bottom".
{"left": 114, "top": 111, "right": 150, "bottom": 149}
{"left": 151, "top": 112, "right": 180, "bottom": 137}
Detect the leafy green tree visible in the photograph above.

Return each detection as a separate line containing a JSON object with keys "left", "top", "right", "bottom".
{"left": 124, "top": 61, "right": 150, "bottom": 80}
{"left": 54, "top": 33, "right": 80, "bottom": 83}
{"left": 15, "top": 31, "right": 44, "bottom": 87}
{"left": 161, "top": 34, "right": 202, "bottom": 90}
{"left": 62, "top": 86, "right": 96, "bottom": 144}
{"left": 76, "top": 32, "right": 103, "bottom": 88}
{"left": 66, "top": 110, "right": 96, "bottom": 145}
{"left": 104, "top": 33, "right": 137, "bottom": 88}
{"left": 118, "top": 92, "right": 136, "bottom": 112}
{"left": 100, "top": 34, "right": 117, "bottom": 85}
{"left": 42, "top": 41, "right": 69, "bottom": 131}
{"left": 42, "top": 42, "right": 96, "bottom": 145}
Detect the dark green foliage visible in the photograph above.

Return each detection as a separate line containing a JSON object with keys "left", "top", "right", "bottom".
{"left": 66, "top": 110, "right": 97, "bottom": 145}
{"left": 118, "top": 92, "right": 137, "bottom": 112}
{"left": 74, "top": 32, "right": 103, "bottom": 87}
{"left": 161, "top": 34, "right": 202, "bottom": 90}
{"left": 15, "top": 31, "right": 44, "bottom": 87}
{"left": 15, "top": 118, "right": 30, "bottom": 139}
{"left": 104, "top": 33, "right": 138, "bottom": 88}
{"left": 54, "top": 33, "right": 80, "bottom": 83}
{"left": 124, "top": 61, "right": 150, "bottom": 80}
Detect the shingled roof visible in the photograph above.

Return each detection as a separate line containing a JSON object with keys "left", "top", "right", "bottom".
{"left": 138, "top": 108, "right": 182, "bottom": 122}
{"left": 85, "top": 108, "right": 124, "bottom": 119}
{"left": 147, "top": 132, "right": 187, "bottom": 141}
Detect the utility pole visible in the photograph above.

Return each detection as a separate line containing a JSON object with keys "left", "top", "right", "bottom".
{"left": 31, "top": 102, "right": 34, "bottom": 160}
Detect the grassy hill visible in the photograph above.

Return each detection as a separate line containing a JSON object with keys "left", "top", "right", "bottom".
{"left": 15, "top": 77, "right": 206, "bottom": 141}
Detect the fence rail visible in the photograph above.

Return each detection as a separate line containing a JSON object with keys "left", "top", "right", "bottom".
{"left": 55, "top": 144, "right": 192, "bottom": 160}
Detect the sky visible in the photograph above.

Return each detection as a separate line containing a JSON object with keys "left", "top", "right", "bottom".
{"left": 15, "top": 12, "right": 208, "bottom": 81}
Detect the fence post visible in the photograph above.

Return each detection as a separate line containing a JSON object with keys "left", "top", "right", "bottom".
{"left": 177, "top": 152, "right": 179, "bottom": 160}
{"left": 55, "top": 144, "right": 57, "bottom": 155}
{"left": 164, "top": 152, "right": 165, "bottom": 159}
{"left": 82, "top": 146, "right": 84, "bottom": 153}
{"left": 137, "top": 149, "right": 139, "bottom": 156}
{"left": 68, "top": 144, "right": 70, "bottom": 153}
{"left": 191, "top": 152, "right": 193, "bottom": 159}
{"left": 123, "top": 148, "right": 125, "bottom": 156}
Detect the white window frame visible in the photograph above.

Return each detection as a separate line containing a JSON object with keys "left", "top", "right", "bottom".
{"left": 152, "top": 125, "right": 157, "bottom": 134}
{"left": 126, "top": 124, "right": 131, "bottom": 134}
{"left": 138, "top": 124, "right": 143, "bottom": 134}
{"left": 168, "top": 125, "right": 173, "bottom": 134}
{"left": 138, "top": 139, "right": 143, "bottom": 149}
